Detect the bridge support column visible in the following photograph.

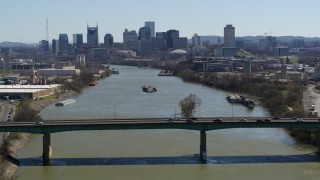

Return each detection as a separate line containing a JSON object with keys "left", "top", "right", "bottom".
{"left": 43, "top": 133, "right": 52, "bottom": 165}
{"left": 200, "top": 130, "right": 207, "bottom": 163}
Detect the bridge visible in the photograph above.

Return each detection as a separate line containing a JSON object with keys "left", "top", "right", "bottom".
{"left": 1, "top": 117, "right": 320, "bottom": 165}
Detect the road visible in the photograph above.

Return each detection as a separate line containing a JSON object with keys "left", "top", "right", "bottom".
{"left": 0, "top": 117, "right": 319, "bottom": 127}
{"left": 303, "top": 84, "right": 320, "bottom": 116}
{"left": 0, "top": 101, "right": 15, "bottom": 146}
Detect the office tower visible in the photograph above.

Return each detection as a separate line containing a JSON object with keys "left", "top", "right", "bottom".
{"left": 172, "top": 37, "right": 187, "bottom": 49}
{"left": 104, "top": 34, "right": 114, "bottom": 47}
{"left": 39, "top": 40, "right": 49, "bottom": 51}
{"left": 123, "top": 29, "right": 138, "bottom": 50}
{"left": 52, "top": 39, "right": 59, "bottom": 54}
{"left": 145, "top": 21, "right": 155, "bottom": 37}
{"left": 192, "top": 33, "right": 202, "bottom": 47}
{"left": 59, "top": 34, "right": 69, "bottom": 54}
{"left": 138, "top": 26, "right": 151, "bottom": 40}
{"left": 73, "top": 34, "right": 83, "bottom": 48}
{"left": 166, "top": 29, "right": 179, "bottom": 48}
{"left": 224, "top": 24, "right": 235, "bottom": 47}
{"left": 87, "top": 25, "right": 99, "bottom": 47}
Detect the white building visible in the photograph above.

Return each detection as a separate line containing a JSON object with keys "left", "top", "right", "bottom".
{"left": 192, "top": 33, "right": 202, "bottom": 47}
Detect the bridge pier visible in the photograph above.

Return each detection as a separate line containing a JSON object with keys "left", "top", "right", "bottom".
{"left": 43, "top": 133, "right": 52, "bottom": 165}
{"left": 200, "top": 130, "right": 207, "bottom": 163}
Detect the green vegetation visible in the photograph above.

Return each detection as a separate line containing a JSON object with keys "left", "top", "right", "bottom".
{"left": 179, "top": 94, "right": 201, "bottom": 119}
{"left": 280, "top": 56, "right": 299, "bottom": 64}
{"left": 174, "top": 63, "right": 306, "bottom": 117}
{"left": 13, "top": 100, "right": 43, "bottom": 122}
{"left": 236, "top": 50, "right": 255, "bottom": 57}
{"left": 172, "top": 62, "right": 319, "bottom": 146}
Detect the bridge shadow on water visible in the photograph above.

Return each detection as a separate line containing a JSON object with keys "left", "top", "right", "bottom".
{"left": 18, "top": 153, "right": 320, "bottom": 166}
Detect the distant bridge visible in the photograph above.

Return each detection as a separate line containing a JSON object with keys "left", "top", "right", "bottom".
{"left": 1, "top": 117, "right": 319, "bottom": 165}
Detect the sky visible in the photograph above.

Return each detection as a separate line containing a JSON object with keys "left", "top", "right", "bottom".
{"left": 1, "top": 0, "right": 320, "bottom": 43}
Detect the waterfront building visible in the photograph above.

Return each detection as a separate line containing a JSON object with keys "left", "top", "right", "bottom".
{"left": 104, "top": 34, "right": 114, "bottom": 47}
{"left": 73, "top": 34, "right": 83, "bottom": 48}
{"left": 194, "top": 60, "right": 233, "bottom": 72}
{"left": 58, "top": 34, "right": 69, "bottom": 54}
{"left": 87, "top": 25, "right": 99, "bottom": 47}
{"left": 166, "top": 29, "right": 179, "bottom": 48}
{"left": 123, "top": 29, "right": 138, "bottom": 50}
{"left": 224, "top": 24, "right": 235, "bottom": 47}
{"left": 192, "top": 33, "right": 202, "bottom": 47}
{"left": 138, "top": 26, "right": 151, "bottom": 40}
{"left": 145, "top": 21, "right": 155, "bottom": 37}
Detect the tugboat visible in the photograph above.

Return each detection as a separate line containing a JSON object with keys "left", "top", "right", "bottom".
{"left": 142, "top": 85, "right": 157, "bottom": 93}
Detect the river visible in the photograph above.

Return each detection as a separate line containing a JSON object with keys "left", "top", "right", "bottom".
{"left": 16, "top": 65, "right": 320, "bottom": 180}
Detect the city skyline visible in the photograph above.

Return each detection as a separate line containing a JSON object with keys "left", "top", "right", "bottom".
{"left": 1, "top": 0, "right": 320, "bottom": 43}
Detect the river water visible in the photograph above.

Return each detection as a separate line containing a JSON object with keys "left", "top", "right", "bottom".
{"left": 16, "top": 65, "right": 320, "bottom": 180}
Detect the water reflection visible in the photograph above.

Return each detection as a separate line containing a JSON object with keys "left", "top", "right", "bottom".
{"left": 19, "top": 153, "right": 320, "bottom": 166}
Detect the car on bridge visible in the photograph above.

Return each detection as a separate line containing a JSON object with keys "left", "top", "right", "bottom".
{"left": 296, "top": 118, "right": 304, "bottom": 122}
{"left": 213, "top": 118, "right": 223, "bottom": 122}
{"left": 264, "top": 119, "right": 271, "bottom": 122}
{"left": 35, "top": 121, "right": 44, "bottom": 126}
{"left": 240, "top": 118, "right": 247, "bottom": 122}
{"left": 256, "top": 119, "right": 263, "bottom": 122}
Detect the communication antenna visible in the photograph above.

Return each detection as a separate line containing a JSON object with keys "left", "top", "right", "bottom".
{"left": 46, "top": 18, "right": 49, "bottom": 41}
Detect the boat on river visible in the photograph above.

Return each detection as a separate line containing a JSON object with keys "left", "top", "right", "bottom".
{"left": 89, "top": 81, "right": 99, "bottom": 86}
{"left": 142, "top": 85, "right": 157, "bottom": 93}
{"left": 111, "top": 68, "right": 120, "bottom": 74}
{"left": 55, "top": 99, "right": 76, "bottom": 106}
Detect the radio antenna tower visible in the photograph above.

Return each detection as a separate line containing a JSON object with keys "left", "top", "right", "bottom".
{"left": 46, "top": 18, "right": 49, "bottom": 41}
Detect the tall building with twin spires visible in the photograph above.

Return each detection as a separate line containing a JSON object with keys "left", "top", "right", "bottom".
{"left": 87, "top": 24, "right": 99, "bottom": 47}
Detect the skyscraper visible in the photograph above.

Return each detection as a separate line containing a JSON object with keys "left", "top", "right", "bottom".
{"left": 123, "top": 29, "right": 138, "bottom": 50}
{"left": 59, "top": 34, "right": 69, "bottom": 54}
{"left": 166, "top": 30, "right": 179, "bottom": 48}
{"left": 192, "top": 33, "right": 202, "bottom": 47}
{"left": 39, "top": 40, "right": 49, "bottom": 51}
{"left": 73, "top": 34, "right": 83, "bottom": 48}
{"left": 87, "top": 25, "right": 99, "bottom": 47}
{"left": 224, "top": 24, "right": 235, "bottom": 47}
{"left": 52, "top": 39, "right": 59, "bottom": 54}
{"left": 138, "top": 26, "right": 151, "bottom": 40}
{"left": 104, "top": 34, "right": 114, "bottom": 47}
{"left": 145, "top": 21, "right": 155, "bottom": 37}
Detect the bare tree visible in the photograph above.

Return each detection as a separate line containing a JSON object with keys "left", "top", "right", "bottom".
{"left": 179, "top": 94, "right": 201, "bottom": 119}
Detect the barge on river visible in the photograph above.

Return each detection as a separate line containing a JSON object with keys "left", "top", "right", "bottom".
{"left": 142, "top": 85, "right": 157, "bottom": 93}
{"left": 226, "top": 94, "right": 255, "bottom": 109}
{"left": 55, "top": 99, "right": 76, "bottom": 106}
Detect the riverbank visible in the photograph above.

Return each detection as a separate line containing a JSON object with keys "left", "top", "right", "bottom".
{"left": 0, "top": 90, "right": 78, "bottom": 180}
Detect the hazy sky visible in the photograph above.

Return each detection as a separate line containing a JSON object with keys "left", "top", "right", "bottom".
{"left": 1, "top": 0, "right": 320, "bottom": 43}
